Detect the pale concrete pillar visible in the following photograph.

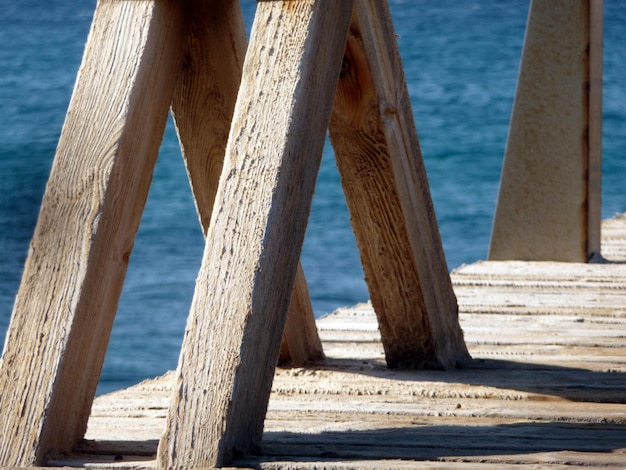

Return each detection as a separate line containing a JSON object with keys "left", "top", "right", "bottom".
{"left": 489, "top": 0, "right": 602, "bottom": 262}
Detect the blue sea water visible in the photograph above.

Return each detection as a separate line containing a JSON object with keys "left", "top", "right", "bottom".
{"left": 1, "top": 0, "right": 624, "bottom": 395}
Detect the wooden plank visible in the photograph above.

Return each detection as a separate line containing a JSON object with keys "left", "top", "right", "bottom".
{"left": 328, "top": 0, "right": 469, "bottom": 369}
{"left": 74, "top": 262, "right": 626, "bottom": 469}
{"left": 452, "top": 259, "right": 626, "bottom": 318}
{"left": 602, "top": 213, "right": 626, "bottom": 261}
{"left": 157, "top": 1, "right": 354, "bottom": 468}
{"left": 453, "top": 258, "right": 626, "bottom": 279}
{"left": 66, "top": 216, "right": 626, "bottom": 468}
{"left": 255, "top": 414, "right": 626, "bottom": 465}
{"left": 77, "top": 311, "right": 626, "bottom": 467}
{"left": 0, "top": 0, "right": 187, "bottom": 465}
{"left": 489, "top": 0, "right": 595, "bottom": 262}
{"left": 170, "top": 0, "right": 323, "bottom": 368}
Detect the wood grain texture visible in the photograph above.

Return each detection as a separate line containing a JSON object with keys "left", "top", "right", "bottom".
{"left": 0, "top": 0, "right": 186, "bottom": 465}
{"left": 279, "top": 263, "right": 325, "bottom": 366}
{"left": 45, "top": 215, "right": 626, "bottom": 469}
{"left": 329, "top": 0, "right": 469, "bottom": 369}
{"left": 157, "top": 1, "right": 353, "bottom": 467}
{"left": 170, "top": 0, "right": 323, "bottom": 369}
{"left": 602, "top": 213, "right": 626, "bottom": 260}
{"left": 171, "top": 0, "right": 246, "bottom": 236}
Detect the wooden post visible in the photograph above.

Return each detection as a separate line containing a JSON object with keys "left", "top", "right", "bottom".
{"left": 171, "top": 0, "right": 247, "bottom": 236}
{"left": 157, "top": 1, "right": 353, "bottom": 467}
{"left": 169, "top": 0, "right": 323, "bottom": 367}
{"left": 329, "top": 1, "right": 470, "bottom": 369}
{"left": 279, "top": 262, "right": 325, "bottom": 366}
{"left": 489, "top": 0, "right": 603, "bottom": 262}
{"left": 0, "top": 0, "right": 186, "bottom": 465}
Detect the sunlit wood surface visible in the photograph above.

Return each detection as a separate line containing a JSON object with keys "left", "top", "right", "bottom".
{"left": 50, "top": 214, "right": 626, "bottom": 469}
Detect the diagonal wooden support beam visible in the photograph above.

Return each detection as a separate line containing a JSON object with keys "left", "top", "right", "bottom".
{"left": 329, "top": 0, "right": 471, "bottom": 369}
{"left": 171, "top": 0, "right": 247, "bottom": 235}
{"left": 170, "top": 0, "right": 323, "bottom": 367}
{"left": 157, "top": 1, "right": 354, "bottom": 467}
{"left": 0, "top": 0, "right": 187, "bottom": 465}
{"left": 279, "top": 262, "right": 324, "bottom": 366}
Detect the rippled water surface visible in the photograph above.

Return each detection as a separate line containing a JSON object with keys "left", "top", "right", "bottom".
{"left": 1, "top": 0, "right": 624, "bottom": 394}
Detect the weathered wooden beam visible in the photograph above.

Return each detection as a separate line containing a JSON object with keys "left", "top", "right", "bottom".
{"left": 0, "top": 0, "right": 187, "bottom": 466}
{"left": 489, "top": 0, "right": 602, "bottom": 262}
{"left": 328, "top": 0, "right": 470, "bottom": 369}
{"left": 279, "top": 262, "right": 325, "bottom": 366}
{"left": 170, "top": 0, "right": 323, "bottom": 368}
{"left": 157, "top": 1, "right": 353, "bottom": 467}
{"left": 171, "top": 0, "right": 247, "bottom": 235}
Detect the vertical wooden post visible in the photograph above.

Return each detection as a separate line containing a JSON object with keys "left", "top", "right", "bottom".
{"left": 489, "top": 0, "right": 602, "bottom": 262}
{"left": 157, "top": 1, "right": 353, "bottom": 467}
{"left": 0, "top": 0, "right": 186, "bottom": 465}
{"left": 170, "top": 0, "right": 323, "bottom": 367}
{"left": 329, "top": 0, "right": 470, "bottom": 369}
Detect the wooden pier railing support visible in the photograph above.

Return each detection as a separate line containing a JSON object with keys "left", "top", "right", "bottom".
{"left": 489, "top": 0, "right": 603, "bottom": 262}
{"left": 0, "top": 0, "right": 188, "bottom": 465}
{"left": 279, "top": 263, "right": 325, "bottom": 366}
{"left": 0, "top": 0, "right": 468, "bottom": 467}
{"left": 157, "top": 1, "right": 354, "bottom": 467}
{"left": 330, "top": 1, "right": 470, "bottom": 369}
{"left": 169, "top": 0, "right": 323, "bottom": 367}
{"left": 0, "top": 0, "right": 322, "bottom": 466}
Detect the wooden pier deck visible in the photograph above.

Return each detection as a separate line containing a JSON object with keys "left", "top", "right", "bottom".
{"left": 52, "top": 214, "right": 626, "bottom": 469}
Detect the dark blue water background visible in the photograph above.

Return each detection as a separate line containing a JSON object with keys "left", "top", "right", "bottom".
{"left": 1, "top": 1, "right": 625, "bottom": 394}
